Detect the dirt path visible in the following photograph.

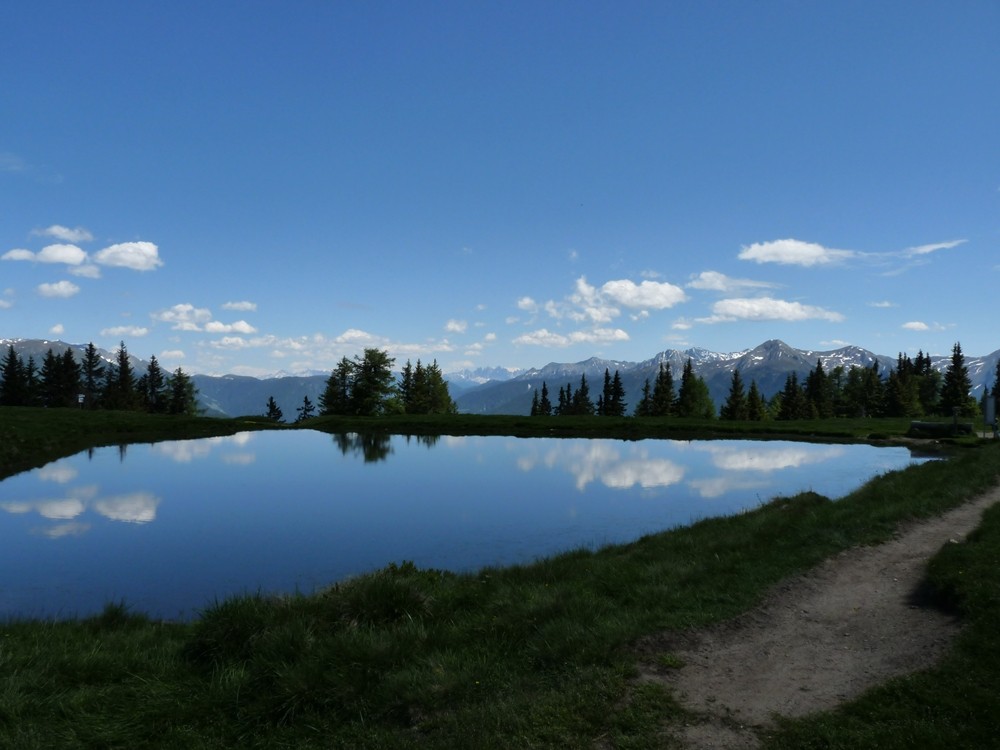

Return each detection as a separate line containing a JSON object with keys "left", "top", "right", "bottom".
{"left": 633, "top": 486, "right": 1000, "bottom": 750}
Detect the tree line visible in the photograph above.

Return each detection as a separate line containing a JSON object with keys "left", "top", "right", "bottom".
{"left": 264, "top": 348, "right": 457, "bottom": 422}
{"left": 529, "top": 343, "right": 997, "bottom": 421}
{"left": 0, "top": 341, "right": 199, "bottom": 415}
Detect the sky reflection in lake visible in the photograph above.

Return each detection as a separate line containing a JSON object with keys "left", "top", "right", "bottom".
{"left": 0, "top": 431, "right": 932, "bottom": 620}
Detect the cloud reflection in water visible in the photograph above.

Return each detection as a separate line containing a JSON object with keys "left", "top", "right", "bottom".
{"left": 517, "top": 440, "right": 686, "bottom": 492}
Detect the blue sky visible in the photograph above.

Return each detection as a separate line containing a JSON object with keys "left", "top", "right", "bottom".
{"left": 3, "top": 1, "right": 998, "bottom": 377}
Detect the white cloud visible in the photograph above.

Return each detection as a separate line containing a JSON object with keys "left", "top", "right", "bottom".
{"left": 739, "top": 239, "right": 855, "bottom": 267}
{"left": 101, "top": 325, "right": 149, "bottom": 337}
{"left": 687, "top": 270, "right": 779, "bottom": 292}
{"left": 2, "top": 244, "right": 88, "bottom": 265}
{"left": 526, "top": 275, "right": 687, "bottom": 330}
{"left": 33, "top": 225, "right": 94, "bottom": 243}
{"left": 484, "top": 332, "right": 497, "bottom": 342}
{"left": 445, "top": 319, "right": 468, "bottom": 333}
{"left": 512, "top": 328, "right": 568, "bottom": 346}
{"left": 1, "top": 248, "right": 35, "bottom": 261}
{"left": 393, "top": 340, "right": 456, "bottom": 357}
{"left": 0, "top": 152, "right": 27, "bottom": 173}
{"left": 50, "top": 323, "right": 64, "bottom": 335}
{"left": 513, "top": 327, "right": 629, "bottom": 347}
{"left": 38, "top": 464, "right": 78, "bottom": 484}
{"left": 600, "top": 279, "right": 687, "bottom": 309}
{"left": 903, "top": 240, "right": 965, "bottom": 257}
{"left": 568, "top": 277, "right": 620, "bottom": 323}
{"left": 153, "top": 303, "right": 212, "bottom": 331}
{"left": 37, "top": 280, "right": 80, "bottom": 298}
{"left": 901, "top": 321, "right": 948, "bottom": 332}
{"left": 698, "top": 297, "right": 844, "bottom": 323}
{"left": 222, "top": 300, "right": 257, "bottom": 312}
{"left": 0, "top": 299, "right": 12, "bottom": 309}
{"left": 210, "top": 336, "right": 251, "bottom": 350}
{"left": 93, "top": 241, "right": 163, "bottom": 271}
{"left": 94, "top": 492, "right": 159, "bottom": 523}
{"left": 335, "top": 328, "right": 383, "bottom": 346}
{"left": 70, "top": 264, "right": 101, "bottom": 278}
{"left": 205, "top": 320, "right": 258, "bottom": 334}
{"left": 869, "top": 300, "right": 895, "bottom": 308}
{"left": 601, "top": 459, "right": 685, "bottom": 489}
{"left": 37, "top": 243, "right": 87, "bottom": 265}
{"left": 160, "top": 349, "right": 185, "bottom": 360}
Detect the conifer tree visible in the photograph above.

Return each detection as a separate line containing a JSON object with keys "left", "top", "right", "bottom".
{"left": 597, "top": 368, "right": 626, "bottom": 416}
{"left": 24, "top": 355, "right": 41, "bottom": 407}
{"left": 538, "top": 381, "right": 552, "bottom": 416}
{"left": 777, "top": 372, "right": 807, "bottom": 420}
{"left": 166, "top": 368, "right": 199, "bottom": 415}
{"left": 40, "top": 348, "right": 63, "bottom": 408}
{"left": 0, "top": 344, "right": 27, "bottom": 406}
{"left": 296, "top": 395, "right": 316, "bottom": 422}
{"left": 599, "top": 369, "right": 613, "bottom": 416}
{"left": 103, "top": 341, "right": 138, "bottom": 410}
{"left": 993, "top": 359, "right": 1000, "bottom": 420}
{"left": 37, "top": 347, "right": 81, "bottom": 408}
{"left": 747, "top": 379, "right": 767, "bottom": 421}
{"left": 570, "top": 374, "right": 594, "bottom": 415}
{"left": 804, "top": 359, "right": 834, "bottom": 418}
{"left": 399, "top": 359, "right": 455, "bottom": 414}
{"left": 650, "top": 363, "right": 675, "bottom": 417}
{"left": 139, "top": 355, "right": 167, "bottom": 413}
{"left": 61, "top": 349, "right": 82, "bottom": 406}
{"left": 675, "top": 359, "right": 715, "bottom": 418}
{"left": 609, "top": 370, "right": 627, "bottom": 416}
{"left": 939, "top": 342, "right": 976, "bottom": 416}
{"left": 320, "top": 357, "right": 354, "bottom": 416}
{"left": 265, "top": 396, "right": 284, "bottom": 422}
{"left": 398, "top": 360, "right": 414, "bottom": 409}
{"left": 422, "top": 360, "right": 456, "bottom": 414}
{"left": 350, "top": 348, "right": 396, "bottom": 416}
{"left": 634, "top": 378, "right": 652, "bottom": 417}
{"left": 719, "top": 367, "right": 748, "bottom": 421}
{"left": 81, "top": 342, "right": 105, "bottom": 409}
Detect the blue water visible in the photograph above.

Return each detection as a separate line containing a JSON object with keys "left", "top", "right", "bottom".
{"left": 0, "top": 431, "right": 932, "bottom": 620}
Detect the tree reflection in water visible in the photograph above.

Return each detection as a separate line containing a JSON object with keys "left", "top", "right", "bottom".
{"left": 332, "top": 432, "right": 393, "bottom": 463}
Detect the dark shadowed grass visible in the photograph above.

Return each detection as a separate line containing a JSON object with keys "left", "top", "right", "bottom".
{"left": 2, "top": 411, "right": 999, "bottom": 747}
{"left": 0, "top": 406, "right": 279, "bottom": 480}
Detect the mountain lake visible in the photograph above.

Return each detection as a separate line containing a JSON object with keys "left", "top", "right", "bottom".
{"left": 0, "top": 430, "right": 936, "bottom": 621}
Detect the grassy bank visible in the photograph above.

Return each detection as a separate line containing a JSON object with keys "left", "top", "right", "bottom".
{"left": 1, "top": 410, "right": 998, "bottom": 747}
{"left": 0, "top": 407, "right": 277, "bottom": 480}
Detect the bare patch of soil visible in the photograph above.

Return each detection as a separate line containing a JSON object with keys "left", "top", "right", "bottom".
{"left": 633, "top": 487, "right": 1000, "bottom": 749}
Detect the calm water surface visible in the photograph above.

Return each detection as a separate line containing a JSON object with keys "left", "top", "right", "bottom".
{"left": 0, "top": 431, "right": 933, "bottom": 620}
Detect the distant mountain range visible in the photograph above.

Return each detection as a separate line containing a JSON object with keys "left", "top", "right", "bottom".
{"left": 454, "top": 340, "right": 1000, "bottom": 415}
{"left": 2, "top": 337, "right": 998, "bottom": 418}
